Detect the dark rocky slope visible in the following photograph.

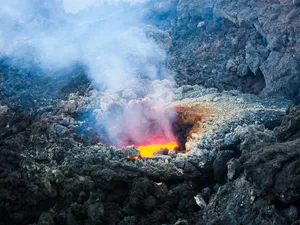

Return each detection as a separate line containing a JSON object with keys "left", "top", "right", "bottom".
{"left": 0, "top": 87, "right": 297, "bottom": 225}
{"left": 146, "top": 0, "right": 300, "bottom": 102}
{"left": 196, "top": 105, "right": 300, "bottom": 225}
{"left": 0, "top": 0, "right": 300, "bottom": 224}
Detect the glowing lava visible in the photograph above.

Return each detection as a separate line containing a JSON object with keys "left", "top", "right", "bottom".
{"left": 122, "top": 130, "right": 180, "bottom": 158}
{"left": 137, "top": 141, "right": 178, "bottom": 157}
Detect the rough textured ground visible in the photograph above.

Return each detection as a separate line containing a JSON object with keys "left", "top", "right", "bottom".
{"left": 144, "top": 0, "right": 300, "bottom": 102}
{"left": 0, "top": 0, "right": 300, "bottom": 224}
{"left": 0, "top": 82, "right": 295, "bottom": 225}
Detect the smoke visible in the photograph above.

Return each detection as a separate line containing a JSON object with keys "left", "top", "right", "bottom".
{"left": 63, "top": 0, "right": 148, "bottom": 13}
{"left": 98, "top": 94, "right": 178, "bottom": 148}
{"left": 0, "top": 0, "right": 167, "bottom": 90}
{"left": 0, "top": 0, "right": 177, "bottom": 149}
{"left": 63, "top": 0, "right": 97, "bottom": 13}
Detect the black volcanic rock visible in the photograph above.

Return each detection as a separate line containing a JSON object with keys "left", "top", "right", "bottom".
{"left": 0, "top": 83, "right": 294, "bottom": 225}
{"left": 0, "top": 0, "right": 300, "bottom": 224}
{"left": 214, "top": 0, "right": 300, "bottom": 102}
{"left": 139, "top": 0, "right": 300, "bottom": 102}
{"left": 244, "top": 139, "right": 300, "bottom": 204}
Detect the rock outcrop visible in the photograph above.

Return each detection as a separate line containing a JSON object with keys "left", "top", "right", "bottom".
{"left": 144, "top": 0, "right": 300, "bottom": 102}
{"left": 0, "top": 0, "right": 299, "bottom": 224}
{"left": 0, "top": 83, "right": 296, "bottom": 225}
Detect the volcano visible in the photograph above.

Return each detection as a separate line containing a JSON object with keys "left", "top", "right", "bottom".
{"left": 98, "top": 98, "right": 180, "bottom": 157}
{"left": 137, "top": 141, "right": 178, "bottom": 157}
{"left": 1, "top": 0, "right": 300, "bottom": 225}
{"left": 94, "top": 96, "right": 217, "bottom": 158}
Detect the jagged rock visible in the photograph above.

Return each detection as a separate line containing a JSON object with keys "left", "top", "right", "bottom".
{"left": 0, "top": 1, "right": 300, "bottom": 225}
{"left": 36, "top": 213, "right": 54, "bottom": 225}
{"left": 48, "top": 123, "right": 69, "bottom": 139}
{"left": 260, "top": 52, "right": 300, "bottom": 101}
{"left": 227, "top": 158, "right": 242, "bottom": 181}
{"left": 274, "top": 105, "right": 300, "bottom": 141}
{"left": 293, "top": 0, "right": 300, "bottom": 5}
{"left": 286, "top": 206, "right": 298, "bottom": 222}
{"left": 242, "top": 106, "right": 300, "bottom": 205}
{"left": 226, "top": 59, "right": 238, "bottom": 72}
{"left": 86, "top": 195, "right": 105, "bottom": 225}
{"left": 237, "top": 63, "right": 249, "bottom": 77}
{"left": 174, "top": 219, "right": 188, "bottom": 225}
{"left": 245, "top": 42, "right": 267, "bottom": 75}
{"left": 244, "top": 139, "right": 300, "bottom": 204}
{"left": 214, "top": 0, "right": 300, "bottom": 102}
{"left": 213, "top": 150, "right": 235, "bottom": 183}
{"left": 194, "top": 194, "right": 207, "bottom": 209}
{"left": 121, "top": 146, "right": 141, "bottom": 159}
{"left": 0, "top": 105, "right": 8, "bottom": 116}
{"left": 143, "top": 25, "right": 173, "bottom": 50}
{"left": 196, "top": 176, "right": 286, "bottom": 225}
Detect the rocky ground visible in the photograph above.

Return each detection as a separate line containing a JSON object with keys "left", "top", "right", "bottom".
{"left": 0, "top": 0, "right": 300, "bottom": 225}
{"left": 144, "top": 0, "right": 300, "bottom": 102}
{"left": 0, "top": 81, "right": 297, "bottom": 225}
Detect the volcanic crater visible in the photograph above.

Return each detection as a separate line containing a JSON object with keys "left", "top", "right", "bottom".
{"left": 1, "top": 0, "right": 300, "bottom": 225}
{"left": 94, "top": 99, "right": 217, "bottom": 158}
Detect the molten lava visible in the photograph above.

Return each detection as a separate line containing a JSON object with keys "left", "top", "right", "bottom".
{"left": 137, "top": 140, "right": 178, "bottom": 157}
{"left": 110, "top": 99, "right": 180, "bottom": 157}
{"left": 100, "top": 98, "right": 183, "bottom": 158}
{"left": 123, "top": 132, "right": 179, "bottom": 157}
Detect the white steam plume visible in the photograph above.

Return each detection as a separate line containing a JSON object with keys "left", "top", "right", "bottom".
{"left": 0, "top": 0, "right": 177, "bottom": 149}
{"left": 0, "top": 0, "right": 166, "bottom": 92}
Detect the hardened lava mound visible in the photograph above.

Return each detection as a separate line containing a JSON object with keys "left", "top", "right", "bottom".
{"left": 0, "top": 0, "right": 300, "bottom": 224}
{"left": 0, "top": 81, "right": 296, "bottom": 225}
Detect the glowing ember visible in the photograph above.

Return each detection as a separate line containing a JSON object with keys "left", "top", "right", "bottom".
{"left": 137, "top": 141, "right": 178, "bottom": 157}
{"left": 111, "top": 99, "right": 180, "bottom": 157}
{"left": 122, "top": 126, "right": 180, "bottom": 157}
{"left": 126, "top": 155, "right": 141, "bottom": 160}
{"left": 99, "top": 98, "right": 182, "bottom": 158}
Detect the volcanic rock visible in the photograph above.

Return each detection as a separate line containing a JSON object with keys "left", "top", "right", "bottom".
{"left": 137, "top": 0, "right": 300, "bottom": 102}
{"left": 274, "top": 105, "right": 300, "bottom": 141}
{"left": 0, "top": 78, "right": 295, "bottom": 224}
{"left": 227, "top": 158, "right": 242, "bottom": 181}
{"left": 286, "top": 206, "right": 299, "bottom": 222}
{"left": 0, "top": 0, "right": 300, "bottom": 224}
{"left": 293, "top": 0, "right": 300, "bottom": 5}
{"left": 196, "top": 176, "right": 286, "bottom": 225}
{"left": 213, "top": 0, "right": 300, "bottom": 102}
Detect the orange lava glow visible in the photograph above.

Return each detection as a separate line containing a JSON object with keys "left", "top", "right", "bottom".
{"left": 137, "top": 141, "right": 179, "bottom": 157}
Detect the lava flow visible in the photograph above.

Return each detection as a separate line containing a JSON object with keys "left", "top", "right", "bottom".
{"left": 99, "top": 98, "right": 182, "bottom": 158}
{"left": 117, "top": 99, "right": 180, "bottom": 157}
{"left": 136, "top": 134, "right": 179, "bottom": 157}
{"left": 137, "top": 142, "right": 178, "bottom": 157}
{"left": 97, "top": 97, "right": 217, "bottom": 158}
{"left": 122, "top": 129, "right": 180, "bottom": 157}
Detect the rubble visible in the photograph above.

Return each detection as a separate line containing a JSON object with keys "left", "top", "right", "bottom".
{"left": 0, "top": 80, "right": 297, "bottom": 224}
{"left": 0, "top": 0, "right": 300, "bottom": 224}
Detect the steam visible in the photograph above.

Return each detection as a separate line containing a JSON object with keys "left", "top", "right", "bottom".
{"left": 63, "top": 0, "right": 148, "bottom": 13}
{"left": 0, "top": 0, "right": 166, "bottom": 92}
{"left": 100, "top": 97, "right": 177, "bottom": 149}
{"left": 0, "top": 0, "right": 177, "bottom": 149}
{"left": 63, "top": 0, "right": 97, "bottom": 13}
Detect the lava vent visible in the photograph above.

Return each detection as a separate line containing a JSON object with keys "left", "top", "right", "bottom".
{"left": 95, "top": 98, "right": 216, "bottom": 158}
